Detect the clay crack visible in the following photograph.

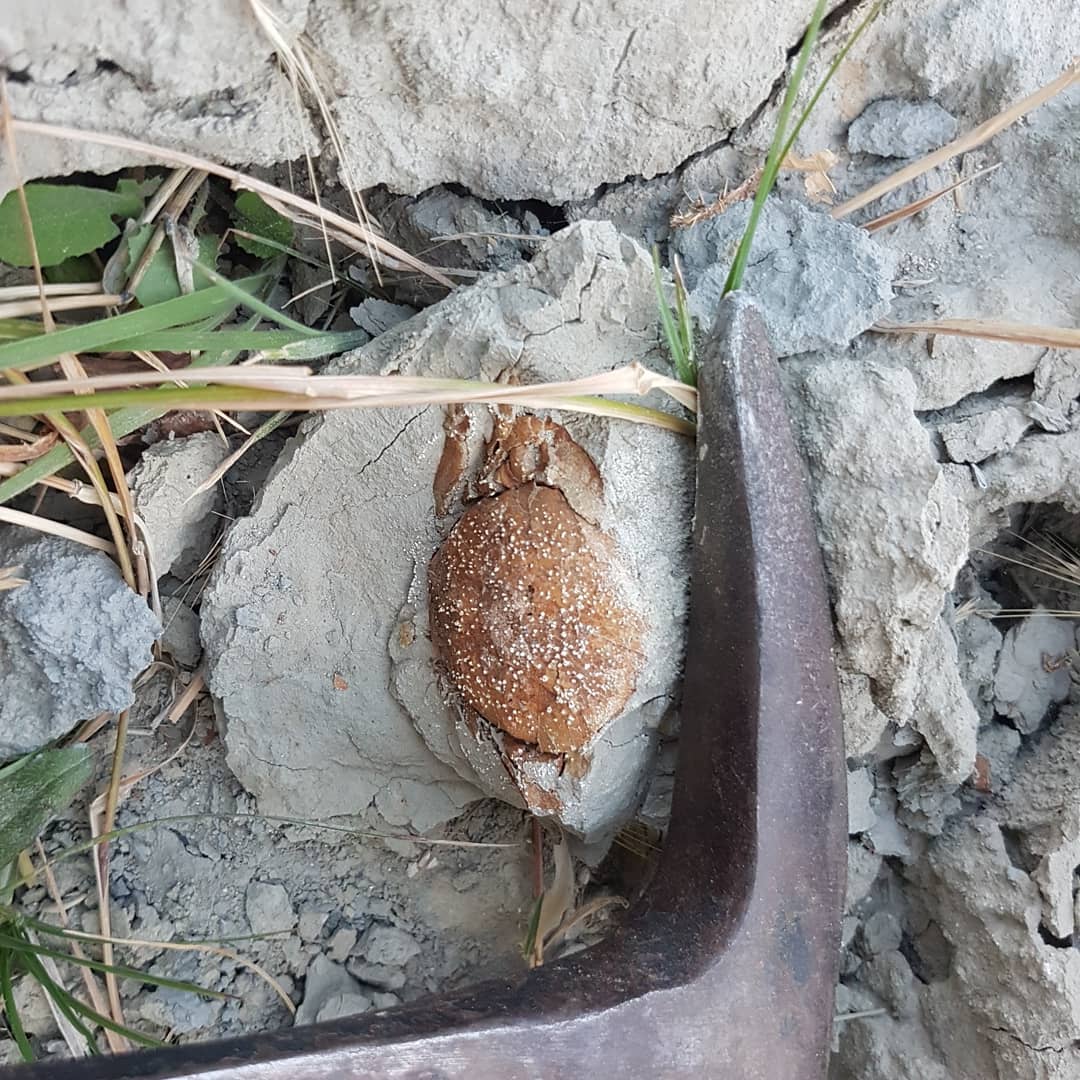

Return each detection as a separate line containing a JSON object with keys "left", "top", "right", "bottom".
{"left": 357, "top": 410, "right": 428, "bottom": 479}
{"left": 990, "top": 1027, "right": 1079, "bottom": 1054}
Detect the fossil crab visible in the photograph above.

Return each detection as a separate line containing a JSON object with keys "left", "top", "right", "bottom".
{"left": 427, "top": 407, "right": 649, "bottom": 814}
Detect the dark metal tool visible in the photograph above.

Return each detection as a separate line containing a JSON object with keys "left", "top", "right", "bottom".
{"left": 8, "top": 294, "right": 846, "bottom": 1080}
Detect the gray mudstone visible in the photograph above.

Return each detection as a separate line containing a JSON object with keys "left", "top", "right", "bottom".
{"left": 781, "top": 359, "right": 973, "bottom": 781}
{"left": 244, "top": 880, "right": 296, "bottom": 936}
{"left": 0, "top": 530, "right": 159, "bottom": 758}
{"left": 939, "top": 406, "right": 1031, "bottom": 464}
{"left": 673, "top": 199, "right": 896, "bottom": 357}
{"left": 848, "top": 99, "right": 958, "bottom": 158}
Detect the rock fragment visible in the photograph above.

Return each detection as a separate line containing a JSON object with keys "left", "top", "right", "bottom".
{"left": 358, "top": 925, "right": 421, "bottom": 968}
{"left": 952, "top": 579, "right": 1002, "bottom": 723}
{"left": 847, "top": 99, "right": 958, "bottom": 158}
{"left": 674, "top": 198, "right": 895, "bottom": 357}
{"left": 129, "top": 432, "right": 229, "bottom": 579}
{"left": 1003, "top": 711, "right": 1080, "bottom": 939}
{"left": 847, "top": 768, "right": 876, "bottom": 836}
{"left": 846, "top": 842, "right": 883, "bottom": 909}
{"left": 347, "top": 298, "right": 418, "bottom": 341}
{"left": 0, "top": 530, "right": 159, "bottom": 758}
{"left": 911, "top": 815, "right": 1080, "bottom": 1076}
{"left": 782, "top": 359, "right": 971, "bottom": 774}
{"left": 993, "top": 612, "right": 1076, "bottom": 733}
{"left": 244, "top": 881, "right": 296, "bottom": 937}
{"left": 377, "top": 187, "right": 542, "bottom": 304}
{"left": 160, "top": 595, "right": 201, "bottom": 668}
{"left": 295, "top": 955, "right": 368, "bottom": 1027}
{"left": 202, "top": 223, "right": 691, "bottom": 837}
{"left": 939, "top": 405, "right": 1031, "bottom": 463}
{"left": 1033, "top": 349, "right": 1080, "bottom": 419}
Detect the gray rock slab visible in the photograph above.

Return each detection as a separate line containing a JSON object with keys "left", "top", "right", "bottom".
{"left": 345, "top": 960, "right": 407, "bottom": 992}
{"left": 1034, "top": 349, "right": 1080, "bottom": 418}
{"left": 782, "top": 358, "right": 972, "bottom": 778}
{"left": 847, "top": 842, "right": 884, "bottom": 909}
{"left": 312, "top": 991, "right": 372, "bottom": 1023}
{"left": 3, "top": 1, "right": 812, "bottom": 204}
{"left": 913, "top": 814, "right": 1080, "bottom": 1077}
{"left": 2, "top": 2, "right": 313, "bottom": 199}
{"left": 376, "top": 187, "right": 543, "bottom": 304}
{"left": 358, "top": 924, "right": 421, "bottom": 968}
{"left": 1003, "top": 709, "right": 1080, "bottom": 938}
{"left": 244, "top": 880, "right": 296, "bottom": 937}
{"left": 0, "top": 530, "right": 159, "bottom": 757}
{"left": 304, "top": 1, "right": 815, "bottom": 202}
{"left": 861, "top": 910, "right": 904, "bottom": 956}
{"left": 977, "top": 723, "right": 1022, "bottom": 791}
{"left": 160, "top": 595, "right": 201, "bottom": 668}
{"left": 347, "top": 298, "right": 418, "bottom": 341}
{"left": 674, "top": 199, "right": 896, "bottom": 357}
{"left": 856, "top": 330, "right": 1046, "bottom": 413}
{"left": 953, "top": 581, "right": 1003, "bottom": 724}
{"left": 848, "top": 99, "right": 958, "bottom": 158}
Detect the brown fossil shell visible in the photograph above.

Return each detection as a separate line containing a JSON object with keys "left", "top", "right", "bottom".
{"left": 429, "top": 482, "right": 646, "bottom": 753}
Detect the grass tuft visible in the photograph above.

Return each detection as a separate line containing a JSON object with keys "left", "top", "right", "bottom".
{"left": 652, "top": 247, "right": 697, "bottom": 386}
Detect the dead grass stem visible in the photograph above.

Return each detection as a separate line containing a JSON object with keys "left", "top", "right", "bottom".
{"left": 7, "top": 118, "right": 453, "bottom": 287}
{"left": 874, "top": 318, "right": 1080, "bottom": 350}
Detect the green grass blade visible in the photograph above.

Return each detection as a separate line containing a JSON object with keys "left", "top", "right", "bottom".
{"left": 0, "top": 319, "right": 45, "bottom": 343}
{"left": 0, "top": 947, "right": 34, "bottom": 1061}
{"left": 778, "top": 0, "right": 887, "bottom": 164}
{"left": 0, "top": 930, "right": 229, "bottom": 999}
{"left": 18, "top": 950, "right": 99, "bottom": 1055}
{"left": 104, "top": 326, "right": 372, "bottom": 360}
{"left": 0, "top": 273, "right": 270, "bottom": 373}
{"left": 652, "top": 246, "right": 690, "bottom": 383}
{"left": 25, "top": 955, "right": 160, "bottom": 1051}
{"left": 722, "top": 0, "right": 830, "bottom": 296}
{"left": 97, "top": 329, "right": 319, "bottom": 354}
{"left": 260, "top": 328, "right": 374, "bottom": 361}
{"left": 11, "top": 909, "right": 285, "bottom": 950}
{"left": 0, "top": 384, "right": 294, "bottom": 417}
{"left": 59, "top": 990, "right": 161, "bottom": 1050}
{"left": 671, "top": 258, "right": 696, "bottom": 385}
{"left": 0, "top": 311, "right": 262, "bottom": 506}
{"left": 191, "top": 259, "right": 315, "bottom": 335}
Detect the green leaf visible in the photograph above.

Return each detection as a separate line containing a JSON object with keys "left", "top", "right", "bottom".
{"left": 126, "top": 226, "right": 221, "bottom": 307}
{"left": 0, "top": 746, "right": 92, "bottom": 871}
{"left": 233, "top": 192, "right": 294, "bottom": 259}
{"left": 0, "top": 319, "right": 46, "bottom": 344}
{"left": 0, "top": 180, "right": 147, "bottom": 268}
